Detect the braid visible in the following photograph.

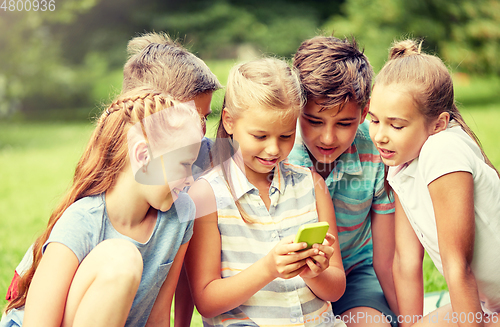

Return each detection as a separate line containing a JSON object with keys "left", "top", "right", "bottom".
{"left": 5, "top": 87, "right": 203, "bottom": 313}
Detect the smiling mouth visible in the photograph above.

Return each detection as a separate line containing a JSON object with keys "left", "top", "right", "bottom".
{"left": 257, "top": 157, "right": 278, "bottom": 165}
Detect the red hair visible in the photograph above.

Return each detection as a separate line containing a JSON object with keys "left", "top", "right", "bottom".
{"left": 6, "top": 87, "right": 200, "bottom": 312}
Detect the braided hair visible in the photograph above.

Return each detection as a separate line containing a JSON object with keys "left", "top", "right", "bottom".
{"left": 5, "top": 87, "right": 200, "bottom": 312}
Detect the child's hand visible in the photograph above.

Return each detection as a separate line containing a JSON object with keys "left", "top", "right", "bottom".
{"left": 264, "top": 235, "right": 319, "bottom": 280}
{"left": 299, "top": 233, "right": 336, "bottom": 280}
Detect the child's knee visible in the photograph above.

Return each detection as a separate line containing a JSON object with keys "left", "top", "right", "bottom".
{"left": 93, "top": 239, "right": 143, "bottom": 286}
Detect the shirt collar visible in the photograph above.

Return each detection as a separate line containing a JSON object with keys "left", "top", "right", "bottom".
{"left": 400, "top": 158, "right": 419, "bottom": 177}
{"left": 388, "top": 158, "right": 418, "bottom": 182}
{"left": 224, "top": 156, "right": 286, "bottom": 201}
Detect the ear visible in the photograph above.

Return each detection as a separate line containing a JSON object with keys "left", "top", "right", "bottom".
{"left": 430, "top": 112, "right": 450, "bottom": 135}
{"left": 132, "top": 141, "right": 150, "bottom": 167}
{"left": 361, "top": 100, "right": 370, "bottom": 122}
{"left": 222, "top": 108, "right": 235, "bottom": 135}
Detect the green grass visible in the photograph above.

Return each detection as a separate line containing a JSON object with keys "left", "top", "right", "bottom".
{"left": 0, "top": 74, "right": 498, "bottom": 324}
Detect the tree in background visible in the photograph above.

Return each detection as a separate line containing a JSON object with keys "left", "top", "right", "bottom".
{"left": 0, "top": 0, "right": 99, "bottom": 117}
{"left": 323, "top": 0, "right": 500, "bottom": 73}
{"left": 1, "top": 0, "right": 498, "bottom": 118}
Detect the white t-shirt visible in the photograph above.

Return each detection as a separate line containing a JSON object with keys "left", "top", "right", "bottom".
{"left": 388, "top": 124, "right": 500, "bottom": 313}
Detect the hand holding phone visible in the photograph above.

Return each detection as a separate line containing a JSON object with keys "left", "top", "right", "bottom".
{"left": 294, "top": 221, "right": 329, "bottom": 249}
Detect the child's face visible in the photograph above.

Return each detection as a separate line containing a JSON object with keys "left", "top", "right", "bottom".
{"left": 368, "top": 84, "right": 434, "bottom": 167}
{"left": 224, "top": 106, "right": 296, "bottom": 183}
{"left": 299, "top": 99, "right": 366, "bottom": 164}
{"left": 146, "top": 137, "right": 201, "bottom": 212}
{"left": 192, "top": 92, "right": 213, "bottom": 135}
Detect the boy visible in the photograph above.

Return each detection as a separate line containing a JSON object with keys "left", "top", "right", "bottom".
{"left": 288, "top": 36, "right": 398, "bottom": 327}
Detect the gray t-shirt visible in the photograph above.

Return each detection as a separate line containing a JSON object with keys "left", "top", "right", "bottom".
{"left": 43, "top": 192, "right": 194, "bottom": 327}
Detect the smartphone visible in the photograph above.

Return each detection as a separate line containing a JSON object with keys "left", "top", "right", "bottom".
{"left": 294, "top": 221, "right": 329, "bottom": 249}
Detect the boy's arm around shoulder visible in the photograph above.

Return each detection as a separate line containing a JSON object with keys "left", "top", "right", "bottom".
{"left": 301, "top": 171, "right": 346, "bottom": 302}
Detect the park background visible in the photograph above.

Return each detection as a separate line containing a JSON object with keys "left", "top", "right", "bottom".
{"left": 0, "top": 0, "right": 499, "bottom": 324}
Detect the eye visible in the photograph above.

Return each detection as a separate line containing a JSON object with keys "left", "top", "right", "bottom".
{"left": 369, "top": 118, "right": 379, "bottom": 124}
{"left": 280, "top": 134, "right": 294, "bottom": 139}
{"left": 253, "top": 135, "right": 266, "bottom": 140}
{"left": 307, "top": 118, "right": 322, "bottom": 126}
{"left": 392, "top": 125, "right": 404, "bottom": 130}
{"left": 338, "top": 122, "right": 353, "bottom": 127}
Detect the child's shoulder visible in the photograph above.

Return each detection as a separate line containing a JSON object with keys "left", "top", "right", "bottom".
{"left": 422, "top": 125, "right": 481, "bottom": 160}
{"left": 64, "top": 194, "right": 105, "bottom": 218}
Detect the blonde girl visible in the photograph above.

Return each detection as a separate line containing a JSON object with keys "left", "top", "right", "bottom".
{"left": 1, "top": 87, "right": 203, "bottom": 327}
{"left": 368, "top": 39, "right": 500, "bottom": 327}
{"left": 184, "top": 58, "right": 346, "bottom": 326}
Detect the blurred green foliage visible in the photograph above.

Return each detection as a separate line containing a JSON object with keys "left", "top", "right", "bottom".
{"left": 0, "top": 0, "right": 499, "bottom": 118}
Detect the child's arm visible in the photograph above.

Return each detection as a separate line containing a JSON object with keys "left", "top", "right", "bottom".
{"left": 146, "top": 242, "right": 189, "bottom": 327}
{"left": 429, "top": 171, "right": 483, "bottom": 327}
{"left": 23, "top": 242, "right": 79, "bottom": 327}
{"left": 185, "top": 179, "right": 318, "bottom": 318}
{"left": 371, "top": 210, "right": 399, "bottom": 315}
{"left": 393, "top": 193, "right": 425, "bottom": 327}
{"left": 299, "top": 172, "right": 346, "bottom": 302}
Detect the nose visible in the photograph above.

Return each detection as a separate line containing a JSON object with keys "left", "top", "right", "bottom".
{"left": 320, "top": 125, "right": 336, "bottom": 146}
{"left": 265, "top": 138, "right": 280, "bottom": 156}
{"left": 184, "top": 174, "right": 195, "bottom": 187}
{"left": 371, "top": 125, "right": 388, "bottom": 144}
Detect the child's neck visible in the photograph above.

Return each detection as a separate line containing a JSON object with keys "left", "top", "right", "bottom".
{"left": 245, "top": 168, "right": 274, "bottom": 210}
{"left": 104, "top": 172, "right": 157, "bottom": 243}
{"left": 307, "top": 149, "right": 336, "bottom": 180}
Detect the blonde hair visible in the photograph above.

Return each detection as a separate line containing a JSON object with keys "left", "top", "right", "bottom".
{"left": 5, "top": 87, "right": 201, "bottom": 313}
{"left": 376, "top": 39, "right": 498, "bottom": 176}
{"left": 214, "top": 57, "right": 304, "bottom": 223}
{"left": 123, "top": 32, "right": 222, "bottom": 101}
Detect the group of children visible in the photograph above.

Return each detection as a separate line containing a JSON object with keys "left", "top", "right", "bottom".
{"left": 1, "top": 31, "right": 499, "bottom": 327}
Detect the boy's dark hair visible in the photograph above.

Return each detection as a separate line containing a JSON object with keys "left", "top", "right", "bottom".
{"left": 293, "top": 36, "right": 373, "bottom": 110}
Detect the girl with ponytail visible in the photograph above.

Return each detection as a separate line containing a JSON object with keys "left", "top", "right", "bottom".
{"left": 1, "top": 87, "right": 203, "bottom": 327}
{"left": 368, "top": 39, "right": 500, "bottom": 327}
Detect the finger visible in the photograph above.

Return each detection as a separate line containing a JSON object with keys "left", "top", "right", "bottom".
{"left": 323, "top": 233, "right": 336, "bottom": 246}
{"left": 278, "top": 258, "right": 307, "bottom": 277}
{"left": 312, "top": 243, "right": 334, "bottom": 257}
{"left": 280, "top": 241, "right": 308, "bottom": 255}
{"left": 309, "top": 254, "right": 329, "bottom": 268}
{"left": 284, "top": 264, "right": 307, "bottom": 279}
{"left": 305, "top": 258, "right": 322, "bottom": 274}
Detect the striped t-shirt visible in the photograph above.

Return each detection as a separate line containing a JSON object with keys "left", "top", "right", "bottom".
{"left": 200, "top": 159, "right": 338, "bottom": 326}
{"left": 288, "top": 121, "right": 395, "bottom": 272}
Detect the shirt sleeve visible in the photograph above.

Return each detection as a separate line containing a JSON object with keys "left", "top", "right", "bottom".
{"left": 42, "top": 208, "right": 99, "bottom": 263}
{"left": 419, "top": 131, "right": 475, "bottom": 185}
